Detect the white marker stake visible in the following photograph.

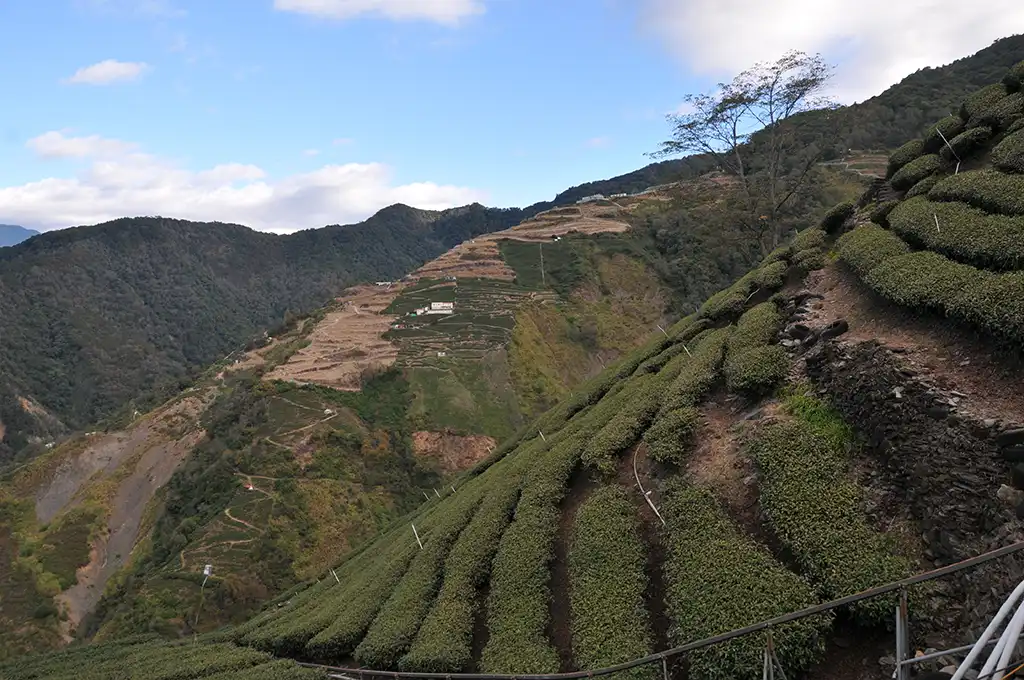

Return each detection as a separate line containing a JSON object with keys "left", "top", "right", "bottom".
{"left": 539, "top": 431, "right": 546, "bottom": 442}
{"left": 412, "top": 523, "right": 423, "bottom": 549}
{"left": 682, "top": 344, "right": 692, "bottom": 357}
{"left": 451, "top": 485, "right": 456, "bottom": 493}
{"left": 331, "top": 569, "right": 340, "bottom": 584}
{"left": 434, "top": 488, "right": 441, "bottom": 498}
{"left": 423, "top": 491, "right": 430, "bottom": 501}
{"left": 657, "top": 324, "right": 668, "bottom": 337}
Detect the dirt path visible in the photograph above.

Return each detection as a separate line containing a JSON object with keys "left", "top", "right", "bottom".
{"left": 804, "top": 265, "right": 1024, "bottom": 425}
{"left": 224, "top": 507, "right": 262, "bottom": 533}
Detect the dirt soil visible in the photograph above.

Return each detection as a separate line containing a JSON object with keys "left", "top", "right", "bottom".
{"left": 46, "top": 392, "right": 215, "bottom": 637}
{"left": 804, "top": 265, "right": 1024, "bottom": 426}
{"left": 265, "top": 285, "right": 400, "bottom": 390}
{"left": 410, "top": 431, "right": 496, "bottom": 474}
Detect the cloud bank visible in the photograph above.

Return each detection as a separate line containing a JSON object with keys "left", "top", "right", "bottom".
{"left": 64, "top": 59, "right": 150, "bottom": 85}
{"left": 1, "top": 131, "right": 488, "bottom": 233}
{"left": 273, "top": 0, "right": 485, "bottom": 25}
{"left": 641, "top": 0, "right": 1024, "bottom": 103}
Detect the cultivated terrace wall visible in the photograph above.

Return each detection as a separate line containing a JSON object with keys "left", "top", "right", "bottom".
{"left": 804, "top": 338, "right": 1024, "bottom": 643}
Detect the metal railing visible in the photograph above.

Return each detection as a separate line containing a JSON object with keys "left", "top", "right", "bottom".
{"left": 295, "top": 540, "right": 1024, "bottom": 680}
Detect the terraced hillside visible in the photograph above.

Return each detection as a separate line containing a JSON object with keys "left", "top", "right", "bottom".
{"left": 172, "top": 59, "right": 1024, "bottom": 680}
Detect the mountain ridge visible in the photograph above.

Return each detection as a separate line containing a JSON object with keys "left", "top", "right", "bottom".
{"left": 0, "top": 224, "right": 39, "bottom": 247}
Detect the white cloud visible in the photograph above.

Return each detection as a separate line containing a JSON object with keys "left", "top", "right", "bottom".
{"left": 585, "top": 136, "right": 611, "bottom": 149}
{"left": 273, "top": 0, "right": 485, "bottom": 25}
{"left": 332, "top": 137, "right": 355, "bottom": 146}
{"left": 64, "top": 59, "right": 150, "bottom": 85}
{"left": 303, "top": 148, "right": 321, "bottom": 157}
{"left": 75, "top": 0, "right": 185, "bottom": 18}
{"left": 3, "top": 131, "right": 487, "bottom": 233}
{"left": 640, "top": 0, "right": 1024, "bottom": 103}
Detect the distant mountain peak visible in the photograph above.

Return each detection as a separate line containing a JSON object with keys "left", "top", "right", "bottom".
{"left": 0, "top": 224, "right": 39, "bottom": 247}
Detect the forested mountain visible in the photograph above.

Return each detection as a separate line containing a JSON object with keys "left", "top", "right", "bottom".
{"left": 0, "top": 204, "right": 527, "bottom": 459}
{"left": 0, "top": 225, "right": 39, "bottom": 247}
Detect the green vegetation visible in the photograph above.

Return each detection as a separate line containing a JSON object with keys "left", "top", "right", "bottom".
{"left": 888, "top": 196, "right": 1024, "bottom": 269}
{"left": 887, "top": 139, "right": 924, "bottom": 178}
{"left": 922, "top": 115, "right": 965, "bottom": 154}
{"left": 865, "top": 250, "right": 986, "bottom": 311}
{"left": 583, "top": 374, "right": 663, "bottom": 474}
{"left": 643, "top": 406, "right": 699, "bottom": 465}
{"left": 972, "top": 92, "right": 1024, "bottom": 131}
{"left": 499, "top": 239, "right": 588, "bottom": 295}
{"left": 791, "top": 228, "right": 826, "bottom": 252}
{"left": 353, "top": 486, "right": 486, "bottom": 668}
{"left": 661, "top": 482, "right": 830, "bottom": 680}
{"left": 660, "top": 327, "right": 731, "bottom": 414}
{"left": 749, "top": 393, "right": 913, "bottom": 624}
{"left": 836, "top": 224, "right": 911, "bottom": 276}
{"left": 569, "top": 487, "right": 655, "bottom": 680}
{"left": 1005, "top": 60, "right": 1024, "bottom": 92}
{"left": 400, "top": 468, "right": 524, "bottom": 672}
{"left": 939, "top": 126, "right": 992, "bottom": 161}
{"left": 905, "top": 175, "right": 941, "bottom": 199}
{"left": 960, "top": 83, "right": 1007, "bottom": 122}
{"left": 890, "top": 153, "right": 943, "bottom": 190}
{"left": 820, "top": 201, "right": 855, "bottom": 232}
{"left": 481, "top": 431, "right": 582, "bottom": 674}
{"left": 930, "top": 169, "right": 1024, "bottom": 215}
{"left": 724, "top": 303, "right": 788, "bottom": 396}
{"left": 992, "top": 128, "right": 1024, "bottom": 173}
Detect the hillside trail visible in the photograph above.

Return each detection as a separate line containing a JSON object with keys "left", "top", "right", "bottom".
{"left": 803, "top": 265, "right": 1024, "bottom": 426}
{"left": 223, "top": 507, "right": 262, "bottom": 533}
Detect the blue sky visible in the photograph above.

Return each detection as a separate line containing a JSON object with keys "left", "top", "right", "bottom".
{"left": 1, "top": 0, "right": 1020, "bottom": 233}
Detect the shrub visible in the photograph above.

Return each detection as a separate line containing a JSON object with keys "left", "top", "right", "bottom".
{"left": 836, "top": 224, "right": 911, "bottom": 277}
{"left": 480, "top": 434, "right": 583, "bottom": 674}
{"left": 888, "top": 196, "right": 1024, "bottom": 270}
{"left": 584, "top": 374, "right": 664, "bottom": 474}
{"left": 886, "top": 139, "right": 924, "bottom": 178}
{"left": 661, "top": 482, "right": 831, "bottom": 680}
{"left": 724, "top": 345, "right": 789, "bottom": 396}
{"left": 729, "top": 303, "right": 784, "bottom": 354}
{"left": 793, "top": 248, "right": 828, "bottom": 271}
{"left": 637, "top": 341, "right": 693, "bottom": 375}
{"left": 660, "top": 327, "right": 731, "bottom": 414}
{"left": 948, "top": 270, "right": 1024, "bottom": 344}
{"left": 922, "top": 115, "right": 965, "bottom": 154}
{"left": 760, "top": 245, "right": 792, "bottom": 265}
{"left": 1010, "top": 117, "right": 1024, "bottom": 135}
{"left": 869, "top": 200, "right": 899, "bottom": 225}
{"left": 992, "top": 128, "right": 1024, "bottom": 173}
{"left": 353, "top": 489, "right": 486, "bottom": 668}
{"left": 972, "top": 92, "right": 1024, "bottom": 132}
{"left": 400, "top": 473, "right": 524, "bottom": 672}
{"left": 698, "top": 285, "right": 748, "bottom": 321}
{"left": 959, "top": 83, "right": 1008, "bottom": 122}
{"left": 643, "top": 406, "right": 700, "bottom": 465}
{"left": 751, "top": 260, "right": 790, "bottom": 289}
{"left": 820, "top": 201, "right": 856, "bottom": 233}
{"left": 569, "top": 487, "right": 656, "bottom": 680}
{"left": 929, "top": 169, "right": 1024, "bottom": 216}
{"left": 940, "top": 126, "right": 992, "bottom": 161}
{"left": 204, "top": 660, "right": 326, "bottom": 680}
{"left": 791, "top": 228, "right": 826, "bottom": 252}
{"left": 890, "top": 153, "right": 943, "bottom": 191}
{"left": 863, "top": 251, "right": 987, "bottom": 313}
{"left": 1005, "top": 60, "right": 1024, "bottom": 93}
{"left": 749, "top": 415, "right": 912, "bottom": 625}
{"left": 905, "top": 174, "right": 941, "bottom": 199}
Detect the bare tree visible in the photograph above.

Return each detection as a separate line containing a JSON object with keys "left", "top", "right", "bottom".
{"left": 651, "top": 51, "right": 839, "bottom": 253}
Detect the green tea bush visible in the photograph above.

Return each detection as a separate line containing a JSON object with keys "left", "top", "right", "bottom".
{"left": 400, "top": 471, "right": 524, "bottom": 672}
{"left": 584, "top": 374, "right": 664, "bottom": 474}
{"left": 569, "top": 487, "right": 655, "bottom": 680}
{"left": 353, "top": 488, "right": 486, "bottom": 668}
{"left": 480, "top": 434, "right": 584, "bottom": 674}
{"left": 749, "top": 416, "right": 912, "bottom": 625}
{"left": 660, "top": 327, "right": 731, "bottom": 414}
{"left": 905, "top": 174, "right": 941, "bottom": 199}
{"left": 959, "top": 83, "right": 1008, "bottom": 122}
{"left": 929, "top": 169, "right": 1024, "bottom": 215}
{"left": 888, "top": 196, "right": 1024, "bottom": 269}
{"left": 992, "top": 128, "right": 1024, "bottom": 173}
{"left": 890, "top": 153, "right": 943, "bottom": 191}
{"left": 643, "top": 406, "right": 700, "bottom": 465}
{"left": 870, "top": 200, "right": 899, "bottom": 225}
{"left": 793, "top": 247, "right": 828, "bottom": 272}
{"left": 203, "top": 660, "right": 325, "bottom": 680}
{"left": 922, "top": 115, "right": 966, "bottom": 154}
{"left": 948, "top": 270, "right": 1024, "bottom": 343}
{"left": 1010, "top": 117, "right": 1024, "bottom": 135}
{"left": 863, "top": 251, "right": 987, "bottom": 312}
{"left": 698, "top": 285, "right": 749, "bottom": 321}
{"left": 752, "top": 260, "right": 790, "bottom": 289}
{"left": 661, "top": 482, "right": 830, "bottom": 680}
{"left": 729, "top": 302, "right": 784, "bottom": 354}
{"left": 972, "top": 92, "right": 1024, "bottom": 131}
{"left": 760, "top": 245, "right": 792, "bottom": 265}
{"left": 791, "top": 228, "right": 827, "bottom": 252}
{"left": 724, "top": 345, "right": 789, "bottom": 396}
{"left": 940, "top": 126, "right": 992, "bottom": 161}
{"left": 820, "top": 201, "right": 856, "bottom": 233}
{"left": 1005, "top": 60, "right": 1024, "bottom": 93}
{"left": 886, "top": 139, "right": 925, "bottom": 178}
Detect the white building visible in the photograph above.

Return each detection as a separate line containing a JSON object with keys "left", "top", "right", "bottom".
{"left": 425, "top": 301, "right": 454, "bottom": 315}
{"left": 576, "top": 194, "right": 605, "bottom": 204}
